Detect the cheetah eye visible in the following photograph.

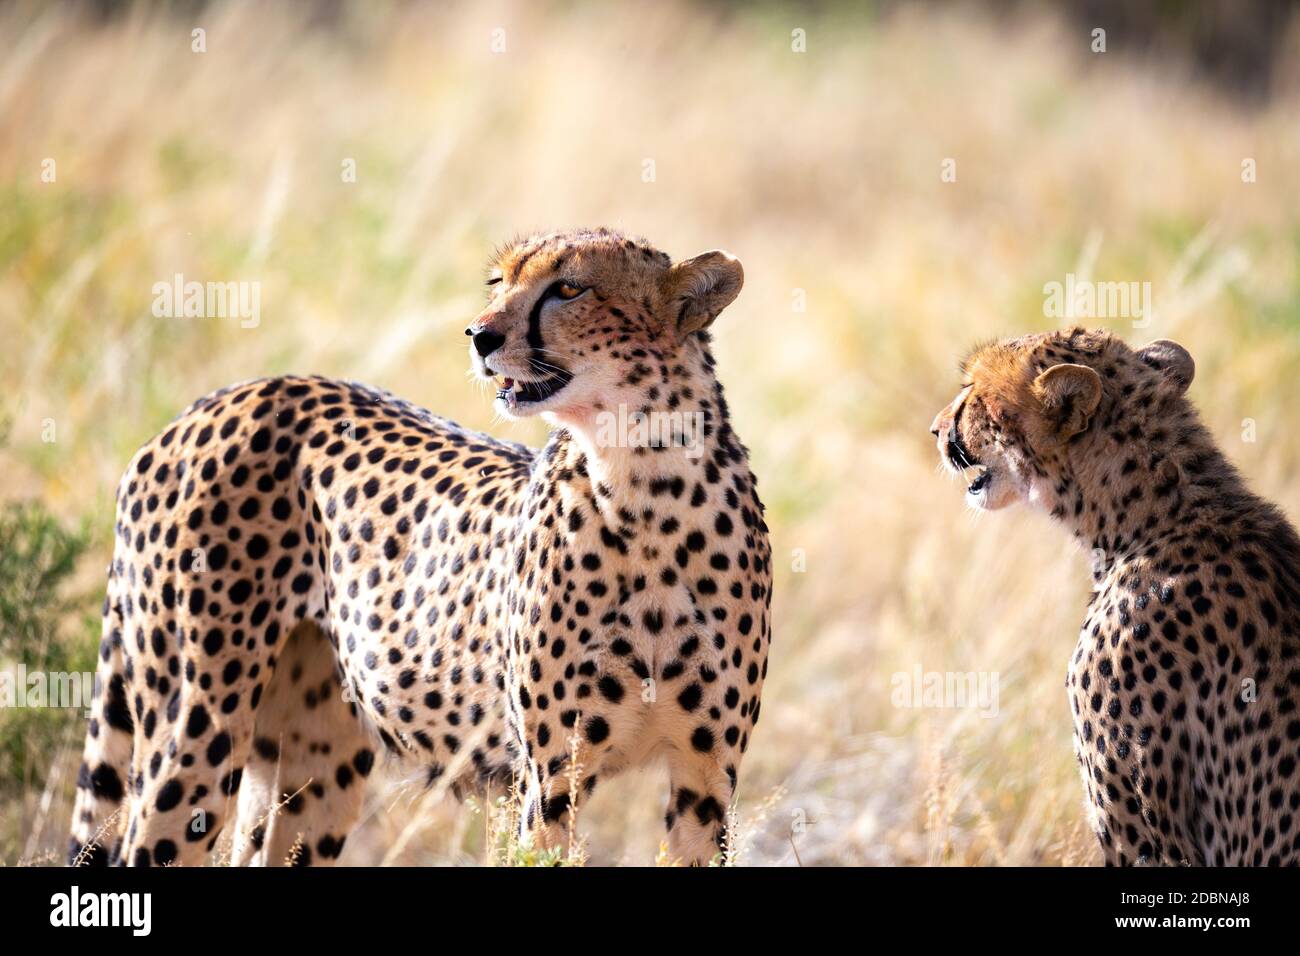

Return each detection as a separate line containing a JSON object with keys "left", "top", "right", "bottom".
{"left": 554, "top": 281, "right": 585, "bottom": 301}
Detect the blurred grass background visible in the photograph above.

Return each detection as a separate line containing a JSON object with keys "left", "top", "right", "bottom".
{"left": 3, "top": 0, "right": 1300, "bottom": 865}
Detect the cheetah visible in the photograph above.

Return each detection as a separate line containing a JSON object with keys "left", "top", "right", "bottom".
{"left": 932, "top": 327, "right": 1300, "bottom": 866}
{"left": 69, "top": 228, "right": 773, "bottom": 867}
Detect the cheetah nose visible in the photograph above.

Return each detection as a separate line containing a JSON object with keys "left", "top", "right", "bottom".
{"left": 471, "top": 329, "right": 506, "bottom": 358}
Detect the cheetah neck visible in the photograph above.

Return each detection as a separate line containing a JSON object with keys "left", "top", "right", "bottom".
{"left": 539, "top": 349, "right": 749, "bottom": 532}
{"left": 1043, "top": 405, "right": 1252, "bottom": 574}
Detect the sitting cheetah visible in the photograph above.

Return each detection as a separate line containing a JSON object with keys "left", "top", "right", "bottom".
{"left": 932, "top": 327, "right": 1300, "bottom": 865}
{"left": 69, "top": 228, "right": 772, "bottom": 867}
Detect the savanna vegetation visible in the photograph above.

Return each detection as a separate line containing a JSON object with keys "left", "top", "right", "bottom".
{"left": 3, "top": 0, "right": 1299, "bottom": 864}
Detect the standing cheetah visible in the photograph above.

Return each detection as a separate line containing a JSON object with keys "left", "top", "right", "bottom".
{"left": 932, "top": 327, "right": 1300, "bottom": 865}
{"left": 69, "top": 228, "right": 772, "bottom": 867}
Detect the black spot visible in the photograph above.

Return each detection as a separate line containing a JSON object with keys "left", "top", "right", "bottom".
{"left": 597, "top": 676, "right": 624, "bottom": 703}
{"left": 695, "top": 796, "right": 725, "bottom": 825}
{"left": 220, "top": 767, "right": 243, "bottom": 796}
{"left": 585, "top": 715, "right": 610, "bottom": 744}
{"left": 353, "top": 749, "right": 375, "bottom": 777}
{"left": 103, "top": 676, "right": 134, "bottom": 733}
{"left": 153, "top": 839, "right": 178, "bottom": 865}
{"left": 202, "top": 629, "right": 225, "bottom": 655}
{"left": 206, "top": 731, "right": 232, "bottom": 766}
{"left": 186, "top": 705, "right": 210, "bottom": 738}
{"left": 677, "top": 683, "right": 703, "bottom": 711}
{"left": 155, "top": 779, "right": 184, "bottom": 812}
{"left": 89, "top": 763, "right": 124, "bottom": 801}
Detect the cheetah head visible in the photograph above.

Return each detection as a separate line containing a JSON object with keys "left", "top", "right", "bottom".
{"left": 930, "top": 328, "right": 1195, "bottom": 511}
{"left": 464, "top": 228, "right": 743, "bottom": 426}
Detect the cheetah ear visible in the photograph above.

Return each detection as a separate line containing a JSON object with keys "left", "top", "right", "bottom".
{"left": 1137, "top": 339, "right": 1195, "bottom": 395}
{"left": 662, "top": 250, "right": 744, "bottom": 336}
{"left": 1033, "top": 363, "right": 1102, "bottom": 440}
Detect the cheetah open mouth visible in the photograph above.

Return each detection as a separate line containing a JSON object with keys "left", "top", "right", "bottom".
{"left": 946, "top": 436, "right": 990, "bottom": 495}
{"left": 495, "top": 369, "right": 573, "bottom": 410}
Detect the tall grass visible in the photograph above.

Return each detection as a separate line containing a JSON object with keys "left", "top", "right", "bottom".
{"left": 0, "top": 496, "right": 99, "bottom": 863}
{"left": 3, "top": 0, "right": 1300, "bottom": 864}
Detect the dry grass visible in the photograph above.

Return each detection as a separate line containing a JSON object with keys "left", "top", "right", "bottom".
{"left": 4, "top": 0, "right": 1300, "bottom": 866}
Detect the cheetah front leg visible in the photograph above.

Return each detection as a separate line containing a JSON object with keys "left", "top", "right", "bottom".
{"left": 1073, "top": 718, "right": 1201, "bottom": 866}
{"left": 516, "top": 717, "right": 740, "bottom": 866}
{"left": 516, "top": 725, "right": 608, "bottom": 863}
{"left": 656, "top": 658, "right": 751, "bottom": 865}
{"left": 663, "top": 743, "right": 738, "bottom": 866}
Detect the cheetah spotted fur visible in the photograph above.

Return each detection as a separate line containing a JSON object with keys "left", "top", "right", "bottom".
{"left": 933, "top": 327, "right": 1300, "bottom": 865}
{"left": 69, "top": 228, "right": 772, "bottom": 866}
